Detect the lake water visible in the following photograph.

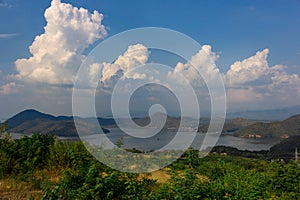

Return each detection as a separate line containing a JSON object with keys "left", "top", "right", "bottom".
{"left": 10, "top": 128, "right": 280, "bottom": 151}
{"left": 79, "top": 128, "right": 280, "bottom": 151}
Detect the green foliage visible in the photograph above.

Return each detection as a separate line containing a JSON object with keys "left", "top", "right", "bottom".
{"left": 0, "top": 133, "right": 54, "bottom": 178}
{"left": 154, "top": 169, "right": 210, "bottom": 199}
{"left": 0, "top": 134, "right": 300, "bottom": 199}
{"left": 42, "top": 162, "right": 156, "bottom": 200}
{"left": 265, "top": 161, "right": 300, "bottom": 199}
{"left": 115, "top": 137, "right": 124, "bottom": 148}
{"left": 0, "top": 122, "right": 8, "bottom": 134}
{"left": 47, "top": 140, "right": 93, "bottom": 170}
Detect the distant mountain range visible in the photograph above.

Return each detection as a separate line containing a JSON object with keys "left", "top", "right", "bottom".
{"left": 2, "top": 109, "right": 300, "bottom": 138}
{"left": 4, "top": 110, "right": 186, "bottom": 136}
{"left": 227, "top": 105, "right": 300, "bottom": 121}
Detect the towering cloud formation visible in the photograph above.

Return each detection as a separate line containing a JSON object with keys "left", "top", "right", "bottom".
{"left": 15, "top": 0, "right": 107, "bottom": 85}
{"left": 226, "top": 49, "right": 269, "bottom": 85}
{"left": 224, "top": 49, "right": 300, "bottom": 109}
{"left": 168, "top": 45, "right": 220, "bottom": 86}
{"left": 89, "top": 44, "right": 149, "bottom": 89}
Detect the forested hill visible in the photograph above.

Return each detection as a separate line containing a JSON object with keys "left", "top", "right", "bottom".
{"left": 6, "top": 109, "right": 72, "bottom": 128}
{"left": 5, "top": 109, "right": 109, "bottom": 136}
{"left": 234, "top": 114, "right": 300, "bottom": 138}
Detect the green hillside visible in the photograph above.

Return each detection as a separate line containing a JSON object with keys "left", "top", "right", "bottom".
{"left": 234, "top": 114, "right": 300, "bottom": 138}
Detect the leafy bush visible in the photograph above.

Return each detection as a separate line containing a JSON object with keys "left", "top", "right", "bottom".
{"left": 42, "top": 162, "right": 156, "bottom": 200}
{"left": 0, "top": 133, "right": 54, "bottom": 178}
{"left": 0, "top": 134, "right": 299, "bottom": 199}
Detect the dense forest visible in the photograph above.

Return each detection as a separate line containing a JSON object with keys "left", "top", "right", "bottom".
{"left": 0, "top": 131, "right": 299, "bottom": 199}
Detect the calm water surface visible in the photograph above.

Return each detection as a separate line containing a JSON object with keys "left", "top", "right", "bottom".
{"left": 81, "top": 128, "right": 280, "bottom": 151}
{"left": 10, "top": 128, "right": 280, "bottom": 151}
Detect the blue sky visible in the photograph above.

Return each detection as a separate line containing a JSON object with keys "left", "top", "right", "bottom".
{"left": 1, "top": 0, "right": 299, "bottom": 71}
{"left": 0, "top": 0, "right": 300, "bottom": 118}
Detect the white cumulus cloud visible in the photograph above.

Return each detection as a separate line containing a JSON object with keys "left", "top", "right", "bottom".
{"left": 90, "top": 44, "right": 149, "bottom": 89}
{"left": 168, "top": 45, "right": 220, "bottom": 86}
{"left": 225, "top": 49, "right": 300, "bottom": 110}
{"left": 89, "top": 44, "right": 220, "bottom": 91}
{"left": 15, "top": 0, "right": 107, "bottom": 85}
{"left": 226, "top": 49, "right": 269, "bottom": 85}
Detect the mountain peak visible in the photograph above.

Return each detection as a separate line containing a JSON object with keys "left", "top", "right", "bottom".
{"left": 7, "top": 109, "right": 56, "bottom": 128}
{"left": 18, "top": 109, "right": 44, "bottom": 114}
